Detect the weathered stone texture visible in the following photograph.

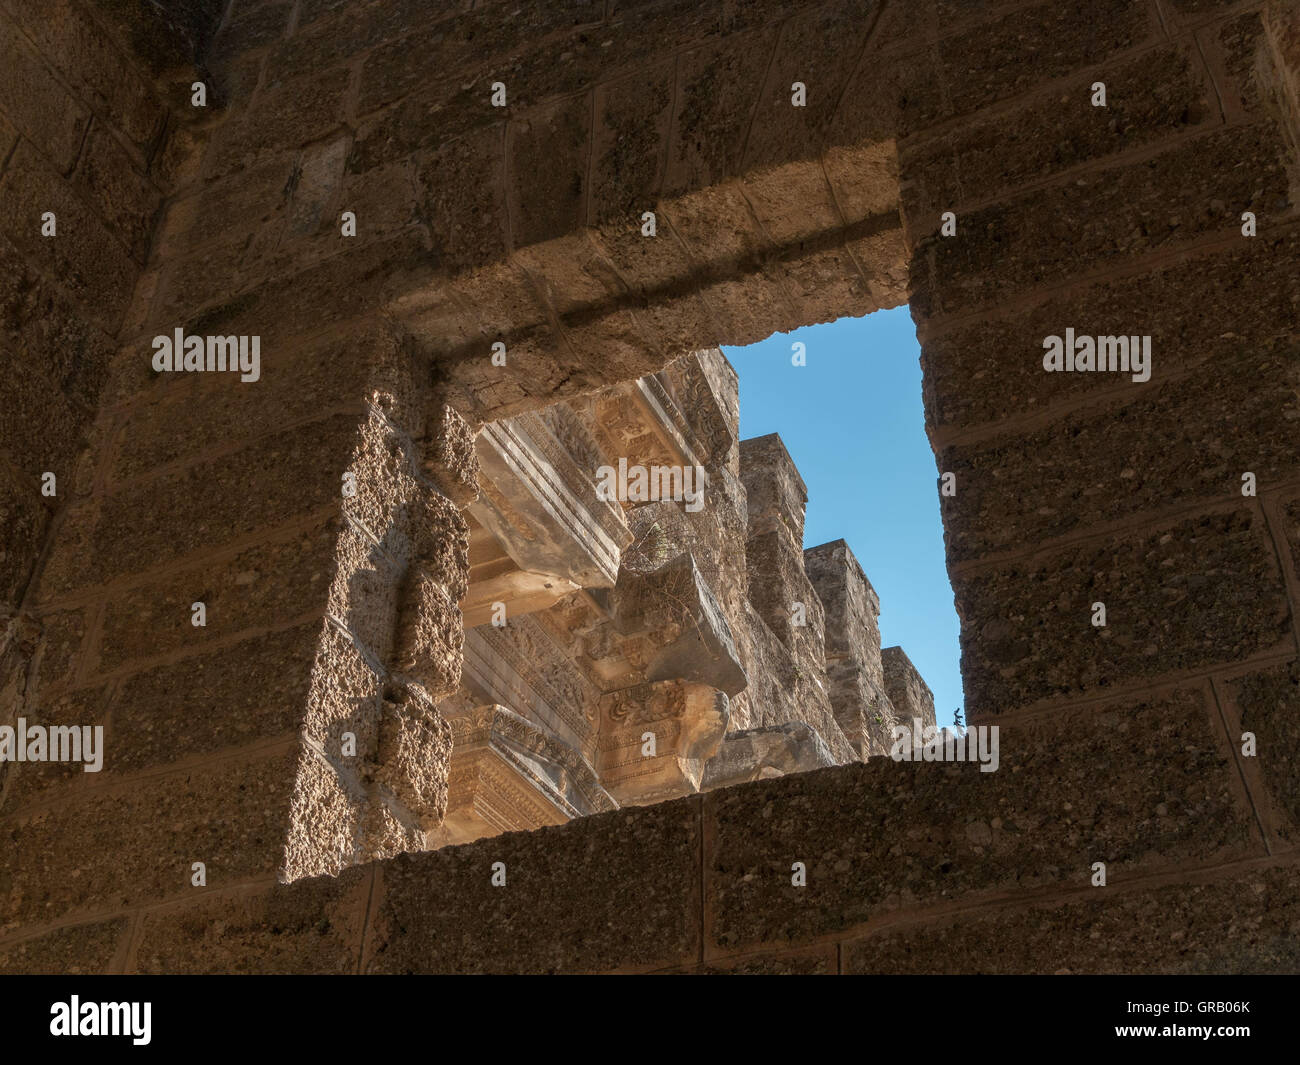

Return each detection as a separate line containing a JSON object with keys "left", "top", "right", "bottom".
{"left": 2, "top": 0, "right": 1298, "bottom": 976}
{"left": 133, "top": 867, "right": 371, "bottom": 975}
{"left": 0, "top": 748, "right": 300, "bottom": 935}
{"left": 956, "top": 509, "right": 1291, "bottom": 716}
{"left": 921, "top": 229, "right": 1300, "bottom": 436}
{"left": 1230, "top": 660, "right": 1300, "bottom": 847}
{"left": 845, "top": 864, "right": 1300, "bottom": 975}
{"left": 881, "top": 646, "right": 937, "bottom": 732}
{"left": 707, "top": 686, "right": 1256, "bottom": 950}
{"left": 0, "top": 916, "right": 127, "bottom": 975}
{"left": 365, "top": 797, "right": 702, "bottom": 974}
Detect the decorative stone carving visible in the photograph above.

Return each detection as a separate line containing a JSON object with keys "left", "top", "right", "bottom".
{"left": 598, "top": 679, "right": 730, "bottom": 805}
{"left": 700, "top": 722, "right": 836, "bottom": 790}
{"left": 437, "top": 348, "right": 933, "bottom": 845}
{"left": 461, "top": 616, "right": 601, "bottom": 755}
{"left": 613, "top": 549, "right": 748, "bottom": 696}
{"left": 472, "top": 412, "right": 632, "bottom": 592}
{"left": 432, "top": 703, "right": 616, "bottom": 847}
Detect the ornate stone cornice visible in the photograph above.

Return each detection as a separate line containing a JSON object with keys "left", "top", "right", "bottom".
{"left": 472, "top": 413, "right": 631, "bottom": 589}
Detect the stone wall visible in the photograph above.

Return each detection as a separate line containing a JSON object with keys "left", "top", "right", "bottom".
{"left": 5, "top": 748, "right": 1293, "bottom": 974}
{"left": 0, "top": 0, "right": 199, "bottom": 620}
{"left": 2, "top": 0, "right": 1299, "bottom": 972}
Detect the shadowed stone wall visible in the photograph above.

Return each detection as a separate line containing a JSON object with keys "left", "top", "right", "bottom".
{"left": 1, "top": 0, "right": 1298, "bottom": 972}
{"left": 0, "top": 0, "right": 212, "bottom": 619}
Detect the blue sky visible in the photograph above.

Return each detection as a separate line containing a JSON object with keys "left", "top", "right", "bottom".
{"left": 722, "top": 305, "right": 963, "bottom": 728}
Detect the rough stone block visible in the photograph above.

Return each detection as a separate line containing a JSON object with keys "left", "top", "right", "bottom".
{"left": 110, "top": 318, "right": 420, "bottom": 482}
{"left": 72, "top": 127, "right": 161, "bottom": 264}
{"left": 900, "top": 44, "right": 1213, "bottom": 224}
{"left": 0, "top": 0, "right": 165, "bottom": 154}
{"left": 740, "top": 433, "right": 808, "bottom": 541}
{"left": 707, "top": 685, "right": 1255, "bottom": 951}
{"left": 881, "top": 645, "right": 935, "bottom": 731}
{"left": 105, "top": 622, "right": 322, "bottom": 776}
{"left": 355, "top": 14, "right": 465, "bottom": 114}
{"left": 1230, "top": 660, "right": 1300, "bottom": 848}
{"left": 328, "top": 520, "right": 407, "bottom": 660}
{"left": 333, "top": 156, "right": 420, "bottom": 249}
{"left": 407, "top": 488, "right": 469, "bottom": 601}
{"left": 676, "top": 943, "right": 838, "bottom": 974}
{"left": 0, "top": 916, "right": 127, "bottom": 975}
{"left": 0, "top": 351, "right": 86, "bottom": 478}
{"left": 204, "top": 67, "right": 349, "bottom": 179}
{"left": 301, "top": 621, "right": 384, "bottom": 764}
{"left": 41, "top": 413, "right": 362, "bottom": 596}
{"left": 1283, "top": 492, "right": 1300, "bottom": 575}
{"left": 900, "top": 0, "right": 1153, "bottom": 138}
{"left": 844, "top": 864, "right": 1300, "bottom": 974}
{"left": 154, "top": 155, "right": 297, "bottom": 261}
{"left": 664, "top": 29, "right": 781, "bottom": 197}
{"left": 0, "top": 464, "right": 50, "bottom": 609}
{"left": 916, "top": 123, "right": 1292, "bottom": 319}
{"left": 375, "top": 693, "right": 452, "bottom": 829}
{"left": 921, "top": 228, "right": 1300, "bottom": 434}
{"left": 143, "top": 231, "right": 443, "bottom": 385}
{"left": 365, "top": 796, "right": 700, "bottom": 973}
{"left": 30, "top": 607, "right": 87, "bottom": 692}
{"left": 823, "top": 139, "right": 899, "bottom": 227}
{"left": 0, "top": 16, "right": 92, "bottom": 170}
{"left": 805, "top": 539, "right": 882, "bottom": 670}
{"left": 282, "top": 743, "right": 370, "bottom": 879}
{"left": 0, "top": 686, "right": 112, "bottom": 813}
{"left": 589, "top": 60, "right": 674, "bottom": 226}
{"left": 776, "top": 243, "right": 876, "bottom": 326}
{"left": 96, "top": 522, "right": 344, "bottom": 672}
{"left": 744, "top": 528, "right": 826, "bottom": 666}
{"left": 0, "top": 142, "right": 136, "bottom": 331}
{"left": 483, "top": 7, "right": 640, "bottom": 106}
{"left": 506, "top": 94, "right": 589, "bottom": 248}
{"left": 741, "top": 0, "right": 877, "bottom": 172}
{"left": 421, "top": 403, "right": 479, "bottom": 507}
{"left": 939, "top": 341, "right": 1300, "bottom": 561}
{"left": 390, "top": 572, "right": 463, "bottom": 698}
{"left": 210, "top": 0, "right": 292, "bottom": 60}
{"left": 954, "top": 508, "right": 1291, "bottom": 715}
{"left": 1168, "top": 0, "right": 1246, "bottom": 14}
{"left": 282, "top": 135, "right": 350, "bottom": 242}
{"left": 132, "top": 867, "right": 369, "bottom": 974}
{"left": 0, "top": 748, "right": 299, "bottom": 933}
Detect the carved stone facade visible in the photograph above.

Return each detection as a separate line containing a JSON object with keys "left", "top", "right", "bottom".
{"left": 436, "top": 348, "right": 933, "bottom": 843}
